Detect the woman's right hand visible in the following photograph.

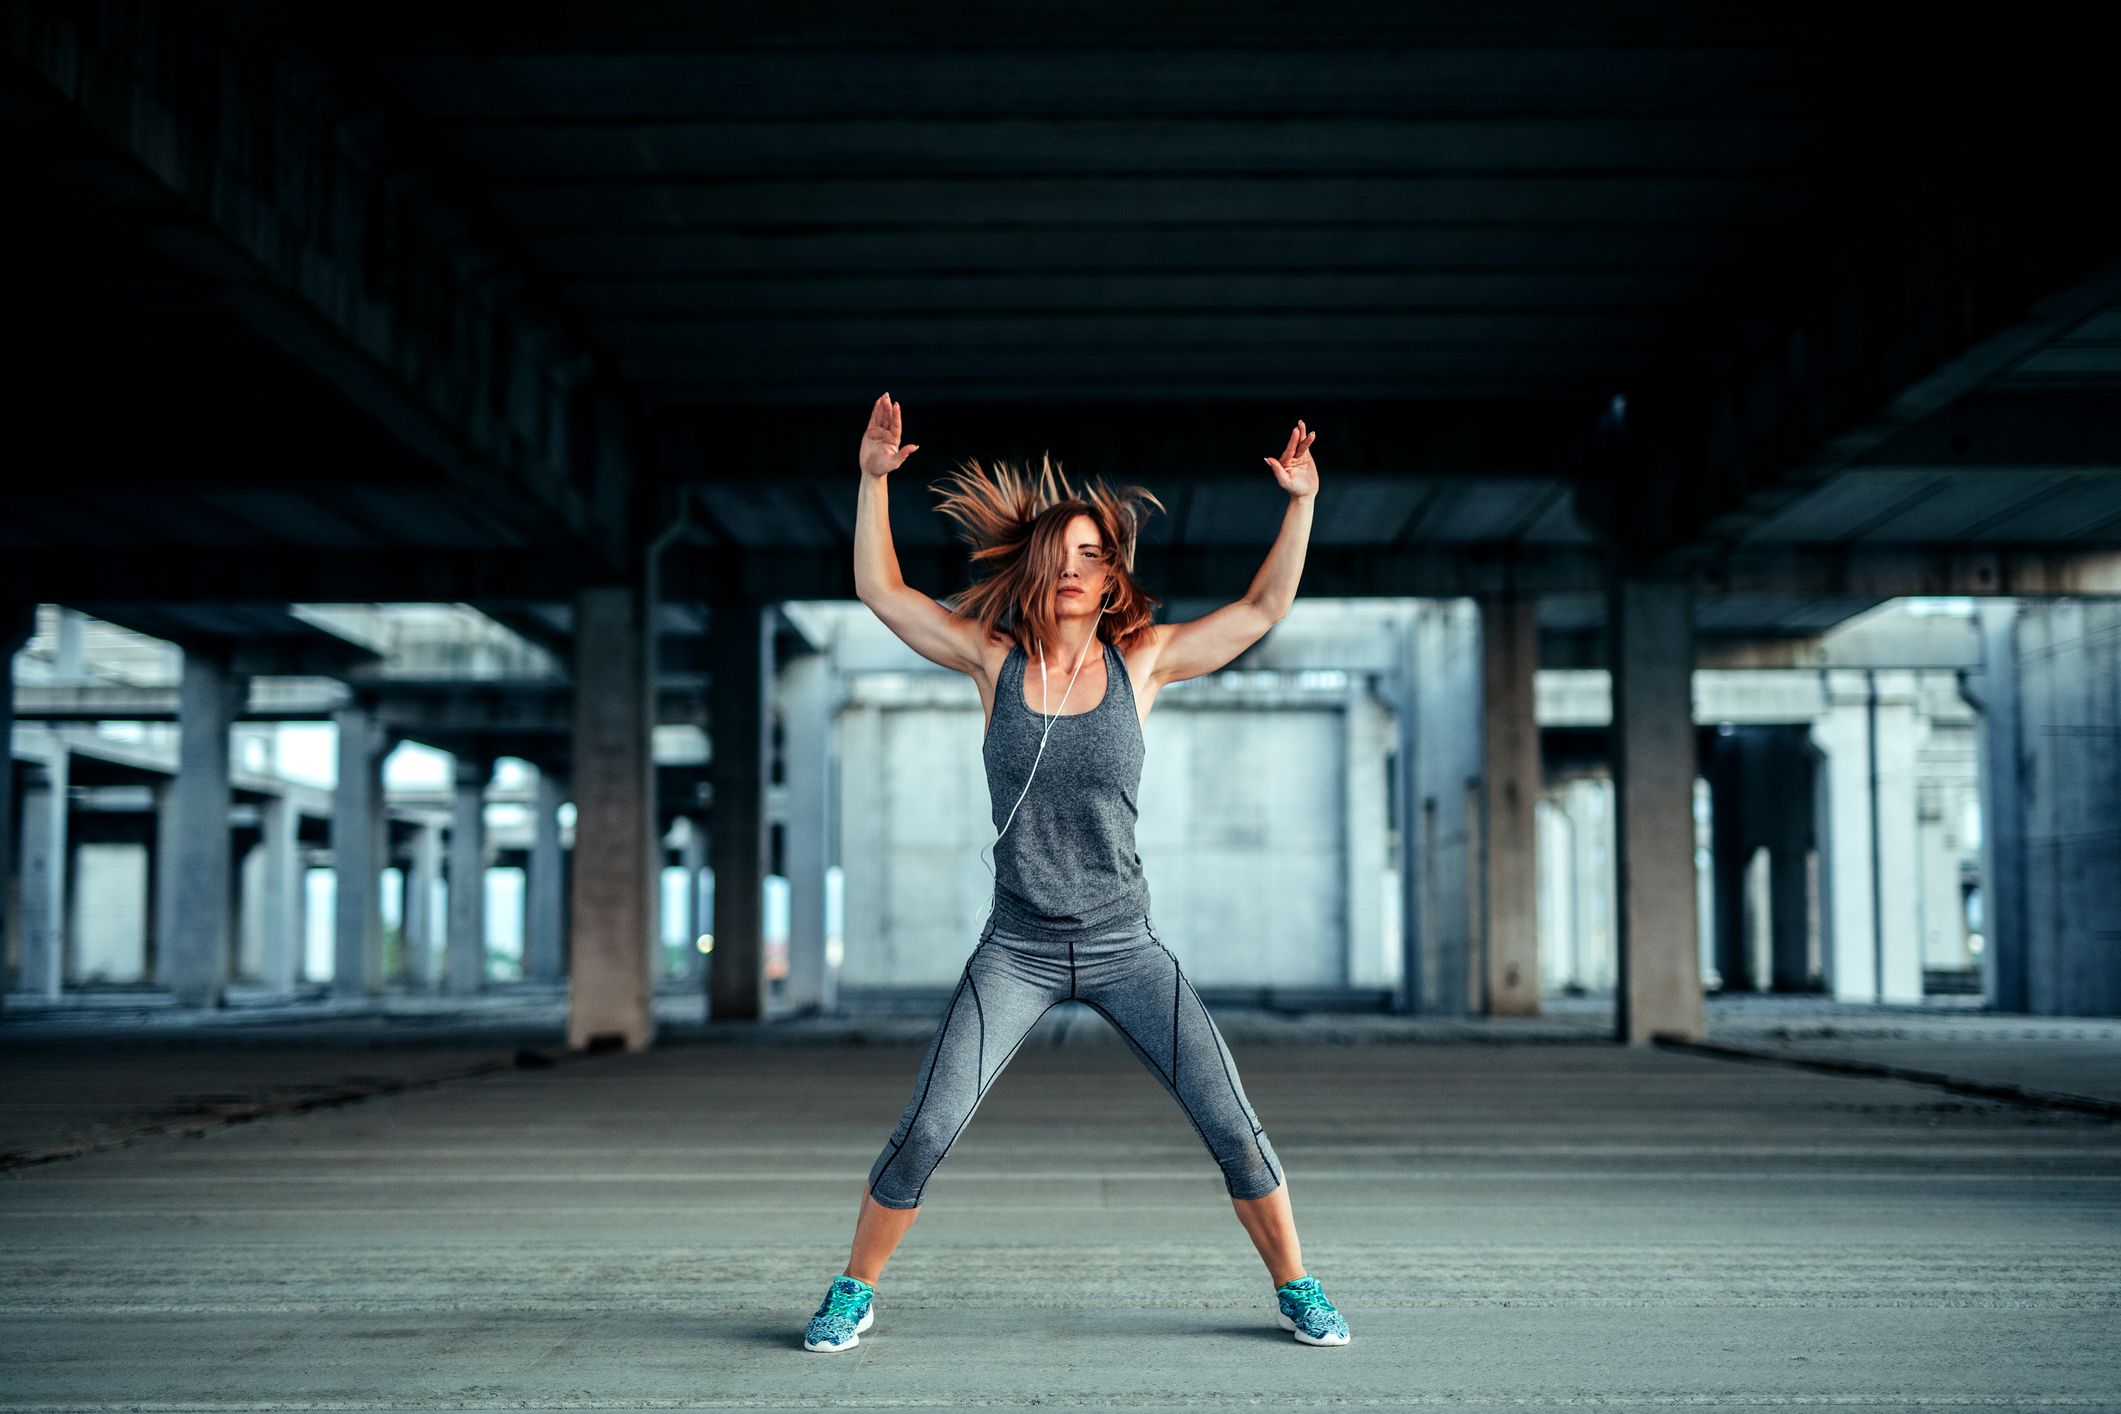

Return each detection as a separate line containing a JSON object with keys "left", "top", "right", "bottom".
{"left": 859, "top": 392, "right": 920, "bottom": 479}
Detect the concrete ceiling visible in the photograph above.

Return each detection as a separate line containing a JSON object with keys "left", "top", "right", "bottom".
{"left": 1, "top": 2, "right": 2115, "bottom": 661}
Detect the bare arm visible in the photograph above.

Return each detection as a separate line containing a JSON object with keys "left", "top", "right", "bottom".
{"left": 854, "top": 393, "right": 992, "bottom": 677}
{"left": 1149, "top": 421, "right": 1318, "bottom": 686}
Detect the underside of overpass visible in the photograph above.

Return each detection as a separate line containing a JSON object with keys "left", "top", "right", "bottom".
{"left": 3, "top": 2, "right": 2118, "bottom": 1045}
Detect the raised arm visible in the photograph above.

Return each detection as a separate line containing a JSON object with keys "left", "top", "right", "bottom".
{"left": 1147, "top": 421, "right": 1318, "bottom": 687}
{"left": 854, "top": 393, "right": 991, "bottom": 677}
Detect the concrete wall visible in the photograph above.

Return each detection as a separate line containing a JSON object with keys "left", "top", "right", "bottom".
{"left": 835, "top": 673, "right": 1366, "bottom": 991}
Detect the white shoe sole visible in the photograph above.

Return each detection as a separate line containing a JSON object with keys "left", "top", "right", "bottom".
{"left": 803, "top": 1305, "right": 874, "bottom": 1352}
{"left": 1277, "top": 1311, "right": 1350, "bottom": 1346}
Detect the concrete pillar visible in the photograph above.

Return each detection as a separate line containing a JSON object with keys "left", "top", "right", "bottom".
{"left": 1810, "top": 676, "right": 1925, "bottom": 1005}
{"left": 1765, "top": 731, "right": 1818, "bottom": 993}
{"left": 1566, "top": 775, "right": 1617, "bottom": 994}
{"left": 1970, "top": 602, "right": 2027, "bottom": 1012}
{"left": 568, "top": 584, "right": 656, "bottom": 1051}
{"left": 525, "top": 769, "right": 567, "bottom": 984}
{"left": 1479, "top": 594, "right": 1542, "bottom": 1016}
{"left": 1343, "top": 682, "right": 1392, "bottom": 989}
{"left": 404, "top": 820, "right": 443, "bottom": 988}
{"left": 159, "top": 650, "right": 244, "bottom": 1008}
{"left": 1393, "top": 601, "right": 1482, "bottom": 1016}
{"left": 0, "top": 605, "right": 33, "bottom": 1012}
{"left": 331, "top": 705, "right": 387, "bottom": 999}
{"left": 1386, "top": 651, "right": 1421, "bottom": 1013}
{"left": 1702, "top": 730, "right": 1758, "bottom": 993}
{"left": 1989, "top": 602, "right": 2121, "bottom": 1015}
{"left": 707, "top": 600, "right": 773, "bottom": 1022}
{"left": 257, "top": 793, "right": 303, "bottom": 992}
{"left": 778, "top": 653, "right": 837, "bottom": 1013}
{"left": 16, "top": 748, "right": 70, "bottom": 997}
{"left": 678, "top": 816, "right": 708, "bottom": 981}
{"left": 1607, "top": 574, "right": 1706, "bottom": 1045}
{"left": 445, "top": 754, "right": 491, "bottom": 995}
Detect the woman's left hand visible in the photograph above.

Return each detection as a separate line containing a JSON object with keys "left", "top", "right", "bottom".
{"left": 1264, "top": 421, "right": 1319, "bottom": 499}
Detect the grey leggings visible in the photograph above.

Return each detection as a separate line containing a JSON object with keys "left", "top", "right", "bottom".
{"left": 866, "top": 912, "right": 1284, "bottom": 1208}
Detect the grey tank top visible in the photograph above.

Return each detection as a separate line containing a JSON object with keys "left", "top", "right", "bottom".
{"left": 982, "top": 636, "right": 1152, "bottom": 941}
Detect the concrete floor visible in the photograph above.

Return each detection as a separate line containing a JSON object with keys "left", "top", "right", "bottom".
{"left": 2, "top": 1001, "right": 2118, "bottom": 1410}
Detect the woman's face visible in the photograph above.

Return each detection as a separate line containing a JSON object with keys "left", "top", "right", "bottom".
{"left": 1053, "top": 512, "right": 1112, "bottom": 618}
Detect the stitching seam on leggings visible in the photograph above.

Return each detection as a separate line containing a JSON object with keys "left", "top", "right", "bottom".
{"left": 873, "top": 970, "right": 968, "bottom": 1198}
{"left": 967, "top": 968, "right": 986, "bottom": 1090}
{"left": 912, "top": 997, "right": 1066, "bottom": 1205}
{"left": 1178, "top": 966, "right": 1280, "bottom": 1189}
{"left": 1170, "top": 948, "right": 1181, "bottom": 1081}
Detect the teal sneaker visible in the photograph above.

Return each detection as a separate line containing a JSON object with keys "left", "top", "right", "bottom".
{"left": 1275, "top": 1275, "right": 1350, "bottom": 1346}
{"left": 802, "top": 1274, "right": 876, "bottom": 1352}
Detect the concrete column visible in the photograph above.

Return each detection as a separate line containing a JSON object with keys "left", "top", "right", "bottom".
{"left": 1386, "top": 670, "right": 1419, "bottom": 1013}
{"left": 1479, "top": 594, "right": 1542, "bottom": 1016}
{"left": 568, "top": 584, "right": 656, "bottom": 1051}
{"left": 1986, "top": 603, "right": 2121, "bottom": 1015}
{"left": 159, "top": 650, "right": 245, "bottom": 1008}
{"left": 1970, "top": 602, "right": 2027, "bottom": 1012}
{"left": 16, "top": 748, "right": 70, "bottom": 997}
{"left": 445, "top": 754, "right": 492, "bottom": 996}
{"left": 1564, "top": 775, "right": 1617, "bottom": 994}
{"left": 404, "top": 820, "right": 443, "bottom": 988}
{"left": 331, "top": 705, "right": 386, "bottom": 999}
{"left": 0, "top": 605, "right": 33, "bottom": 1012}
{"left": 257, "top": 793, "right": 303, "bottom": 992}
{"left": 1765, "top": 731, "right": 1818, "bottom": 993}
{"left": 1607, "top": 574, "right": 1706, "bottom": 1045}
{"left": 1393, "top": 601, "right": 1482, "bottom": 1016}
{"left": 1702, "top": 732, "right": 1756, "bottom": 993}
{"left": 708, "top": 600, "right": 773, "bottom": 1022}
{"left": 778, "top": 653, "right": 837, "bottom": 1013}
{"left": 524, "top": 770, "right": 566, "bottom": 984}
{"left": 1810, "top": 677, "right": 1925, "bottom": 1005}
{"left": 677, "top": 815, "right": 708, "bottom": 982}
{"left": 1343, "top": 683, "right": 1392, "bottom": 989}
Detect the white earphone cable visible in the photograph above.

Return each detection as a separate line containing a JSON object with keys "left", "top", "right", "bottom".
{"left": 980, "top": 592, "right": 1109, "bottom": 890}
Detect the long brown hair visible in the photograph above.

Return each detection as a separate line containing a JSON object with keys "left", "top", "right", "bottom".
{"left": 928, "top": 451, "right": 1165, "bottom": 655}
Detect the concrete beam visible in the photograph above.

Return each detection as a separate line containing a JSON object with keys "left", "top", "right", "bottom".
{"left": 10, "top": 544, "right": 2120, "bottom": 611}
{"left": 1589, "top": 43, "right": 2119, "bottom": 554}
{"left": 1697, "top": 548, "right": 2121, "bottom": 599}
{"left": 688, "top": 398, "right": 1596, "bottom": 489}
{"left": 13, "top": 680, "right": 351, "bottom": 724}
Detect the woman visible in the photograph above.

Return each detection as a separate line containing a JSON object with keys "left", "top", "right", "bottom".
{"left": 803, "top": 392, "right": 1350, "bottom": 1351}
